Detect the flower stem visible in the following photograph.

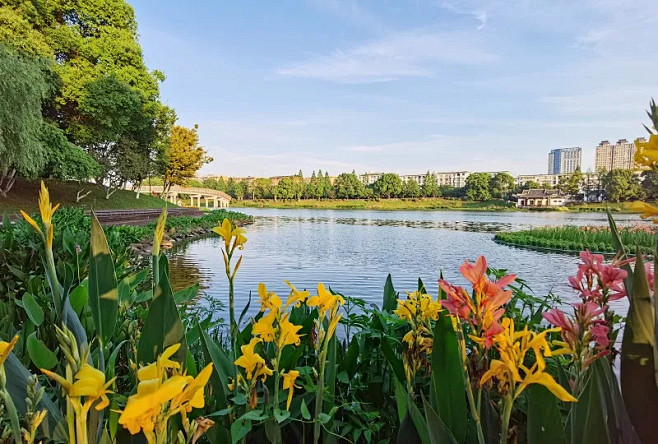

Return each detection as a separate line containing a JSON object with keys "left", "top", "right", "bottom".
{"left": 314, "top": 343, "right": 329, "bottom": 444}
{"left": 456, "top": 329, "right": 485, "bottom": 444}
{"left": 500, "top": 394, "right": 514, "bottom": 444}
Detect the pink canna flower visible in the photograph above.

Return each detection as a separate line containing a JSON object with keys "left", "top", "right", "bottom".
{"left": 646, "top": 262, "right": 654, "bottom": 291}
{"left": 438, "top": 281, "right": 473, "bottom": 321}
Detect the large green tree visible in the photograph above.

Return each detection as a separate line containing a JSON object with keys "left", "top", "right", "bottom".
{"left": 558, "top": 168, "right": 584, "bottom": 198}
{"left": 402, "top": 179, "right": 421, "bottom": 198}
{"left": 0, "top": 45, "right": 50, "bottom": 196}
{"left": 464, "top": 173, "right": 492, "bottom": 201}
{"left": 334, "top": 171, "right": 365, "bottom": 199}
{"left": 162, "top": 124, "right": 211, "bottom": 195}
{"left": 602, "top": 169, "right": 645, "bottom": 202}
{"left": 373, "top": 173, "right": 402, "bottom": 198}
{"left": 490, "top": 172, "right": 515, "bottom": 199}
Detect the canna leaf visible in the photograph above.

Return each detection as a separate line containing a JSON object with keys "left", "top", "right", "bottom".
{"left": 26, "top": 332, "right": 57, "bottom": 369}
{"left": 382, "top": 274, "right": 397, "bottom": 312}
{"left": 430, "top": 315, "right": 467, "bottom": 443}
{"left": 88, "top": 213, "right": 118, "bottom": 342}
{"left": 22, "top": 293, "right": 44, "bottom": 326}
{"left": 526, "top": 384, "right": 567, "bottom": 444}
{"left": 422, "top": 394, "right": 457, "bottom": 444}
{"left": 137, "top": 255, "right": 187, "bottom": 365}
{"left": 619, "top": 249, "right": 657, "bottom": 443}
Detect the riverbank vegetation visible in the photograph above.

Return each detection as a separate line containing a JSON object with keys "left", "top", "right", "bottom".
{"left": 233, "top": 197, "right": 517, "bottom": 211}
{"left": 0, "top": 183, "right": 655, "bottom": 443}
{"left": 494, "top": 223, "right": 658, "bottom": 253}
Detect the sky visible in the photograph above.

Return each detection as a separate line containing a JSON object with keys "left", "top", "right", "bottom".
{"left": 129, "top": 0, "right": 658, "bottom": 177}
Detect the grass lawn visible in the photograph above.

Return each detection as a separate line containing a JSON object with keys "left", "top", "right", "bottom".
{"left": 0, "top": 178, "right": 174, "bottom": 213}
{"left": 232, "top": 197, "right": 518, "bottom": 211}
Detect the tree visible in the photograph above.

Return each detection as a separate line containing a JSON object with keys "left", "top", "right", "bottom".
{"left": 641, "top": 167, "right": 658, "bottom": 199}
{"left": 323, "top": 172, "right": 334, "bottom": 199}
{"left": 293, "top": 170, "right": 304, "bottom": 201}
{"left": 334, "top": 171, "right": 365, "bottom": 199}
{"left": 162, "top": 124, "right": 211, "bottom": 195}
{"left": 0, "top": 45, "right": 51, "bottom": 196}
{"left": 252, "top": 178, "right": 273, "bottom": 199}
{"left": 275, "top": 177, "right": 296, "bottom": 200}
{"left": 373, "top": 173, "right": 402, "bottom": 198}
{"left": 520, "top": 180, "right": 542, "bottom": 191}
{"left": 464, "top": 173, "right": 492, "bottom": 201}
{"left": 558, "top": 168, "right": 584, "bottom": 198}
{"left": 602, "top": 169, "right": 645, "bottom": 202}
{"left": 490, "top": 172, "right": 515, "bottom": 199}
{"left": 403, "top": 179, "right": 421, "bottom": 198}
{"left": 421, "top": 171, "right": 438, "bottom": 197}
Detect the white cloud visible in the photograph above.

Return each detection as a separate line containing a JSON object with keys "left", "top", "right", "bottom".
{"left": 275, "top": 30, "right": 497, "bottom": 83}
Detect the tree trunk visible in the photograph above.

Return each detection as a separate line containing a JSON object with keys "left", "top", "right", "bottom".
{"left": 0, "top": 169, "right": 17, "bottom": 198}
{"left": 76, "top": 188, "right": 92, "bottom": 203}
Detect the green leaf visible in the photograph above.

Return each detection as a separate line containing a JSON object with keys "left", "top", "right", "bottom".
{"left": 264, "top": 418, "right": 282, "bottom": 444}
{"left": 4, "top": 353, "right": 65, "bottom": 440}
{"left": 394, "top": 378, "right": 408, "bottom": 424}
{"left": 106, "top": 340, "right": 128, "bottom": 382}
{"left": 230, "top": 418, "right": 251, "bottom": 444}
{"left": 381, "top": 336, "right": 405, "bottom": 385}
{"left": 430, "top": 315, "right": 468, "bottom": 443}
{"left": 26, "top": 332, "right": 57, "bottom": 369}
{"left": 22, "top": 293, "right": 44, "bottom": 326}
{"left": 137, "top": 255, "right": 187, "bottom": 366}
{"left": 569, "top": 362, "right": 611, "bottom": 444}
{"left": 300, "top": 399, "right": 311, "bottom": 420}
{"left": 68, "top": 285, "right": 88, "bottom": 315}
{"left": 88, "top": 213, "right": 119, "bottom": 341}
{"left": 382, "top": 274, "right": 397, "bottom": 312}
{"left": 239, "top": 410, "right": 268, "bottom": 421}
{"left": 526, "top": 385, "right": 567, "bottom": 444}
{"left": 200, "top": 324, "right": 235, "bottom": 424}
{"left": 174, "top": 283, "right": 199, "bottom": 304}
{"left": 339, "top": 337, "right": 360, "bottom": 378}
{"left": 274, "top": 408, "right": 290, "bottom": 424}
{"left": 422, "top": 394, "right": 457, "bottom": 444}
{"left": 317, "top": 413, "right": 331, "bottom": 424}
{"left": 407, "top": 394, "right": 430, "bottom": 444}
{"left": 620, "top": 249, "right": 658, "bottom": 443}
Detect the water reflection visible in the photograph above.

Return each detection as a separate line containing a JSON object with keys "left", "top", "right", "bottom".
{"left": 169, "top": 209, "right": 638, "bottom": 320}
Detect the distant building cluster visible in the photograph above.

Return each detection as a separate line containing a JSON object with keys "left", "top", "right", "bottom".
{"left": 544, "top": 137, "right": 647, "bottom": 175}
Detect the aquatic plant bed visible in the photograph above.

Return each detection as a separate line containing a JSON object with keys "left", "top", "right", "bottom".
{"left": 494, "top": 224, "right": 658, "bottom": 253}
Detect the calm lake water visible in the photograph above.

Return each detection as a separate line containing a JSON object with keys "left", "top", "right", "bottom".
{"left": 168, "top": 209, "right": 642, "bottom": 320}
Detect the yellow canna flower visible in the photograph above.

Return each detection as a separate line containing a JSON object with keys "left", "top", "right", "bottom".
{"left": 69, "top": 364, "right": 115, "bottom": 412}
{"left": 278, "top": 315, "right": 303, "bottom": 348}
{"left": 307, "top": 283, "right": 344, "bottom": 318}
{"left": 252, "top": 310, "right": 277, "bottom": 342}
{"left": 394, "top": 298, "right": 416, "bottom": 321}
{"left": 281, "top": 370, "right": 300, "bottom": 410}
{"left": 235, "top": 338, "right": 273, "bottom": 382}
{"left": 38, "top": 181, "right": 60, "bottom": 225}
{"left": 635, "top": 134, "right": 658, "bottom": 168}
{"left": 171, "top": 363, "right": 213, "bottom": 413}
{"left": 480, "top": 318, "right": 576, "bottom": 403}
{"left": 19, "top": 210, "right": 42, "bottom": 237}
{"left": 0, "top": 335, "right": 19, "bottom": 366}
{"left": 326, "top": 312, "right": 342, "bottom": 340}
{"left": 283, "top": 280, "right": 309, "bottom": 311}
{"left": 119, "top": 375, "right": 190, "bottom": 435}
{"left": 257, "top": 282, "right": 282, "bottom": 313}
{"left": 627, "top": 201, "right": 658, "bottom": 223}
{"left": 212, "top": 219, "right": 233, "bottom": 249}
{"left": 213, "top": 219, "right": 247, "bottom": 250}
{"left": 137, "top": 343, "right": 181, "bottom": 382}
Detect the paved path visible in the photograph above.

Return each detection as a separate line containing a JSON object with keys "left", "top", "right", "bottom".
{"left": 89, "top": 208, "right": 203, "bottom": 226}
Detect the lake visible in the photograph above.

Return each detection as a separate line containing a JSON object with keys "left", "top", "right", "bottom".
{"left": 168, "top": 208, "right": 641, "bottom": 320}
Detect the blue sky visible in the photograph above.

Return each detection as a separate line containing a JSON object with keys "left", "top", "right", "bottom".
{"left": 130, "top": 0, "right": 657, "bottom": 177}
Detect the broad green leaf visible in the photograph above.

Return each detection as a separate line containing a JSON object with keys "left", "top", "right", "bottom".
{"left": 339, "top": 337, "right": 360, "bottom": 378}
{"left": 593, "top": 358, "right": 639, "bottom": 444}
{"left": 22, "top": 293, "right": 44, "bottom": 326}
{"left": 230, "top": 418, "right": 251, "bottom": 444}
{"left": 407, "top": 394, "right": 431, "bottom": 444}
{"left": 430, "top": 316, "right": 468, "bottom": 443}
{"left": 200, "top": 326, "right": 234, "bottom": 416}
{"left": 527, "top": 385, "right": 567, "bottom": 444}
{"left": 5, "top": 353, "right": 65, "bottom": 440}
{"left": 620, "top": 249, "right": 658, "bottom": 443}
{"left": 422, "top": 394, "right": 457, "bottom": 444}
{"left": 88, "top": 213, "right": 118, "bottom": 341}
{"left": 264, "top": 418, "right": 282, "bottom": 444}
{"left": 382, "top": 274, "right": 397, "bottom": 312}
{"left": 569, "top": 362, "right": 611, "bottom": 444}
{"left": 68, "top": 285, "right": 88, "bottom": 315}
{"left": 393, "top": 378, "right": 408, "bottom": 424}
{"left": 26, "top": 332, "right": 57, "bottom": 369}
{"left": 137, "top": 255, "right": 187, "bottom": 366}
{"left": 239, "top": 410, "right": 268, "bottom": 421}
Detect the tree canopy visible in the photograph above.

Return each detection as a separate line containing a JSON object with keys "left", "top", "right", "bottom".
{"left": 162, "top": 124, "right": 211, "bottom": 194}
{"left": 464, "top": 173, "right": 492, "bottom": 201}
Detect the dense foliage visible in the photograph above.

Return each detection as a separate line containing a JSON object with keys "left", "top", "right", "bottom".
{"left": 494, "top": 224, "right": 657, "bottom": 253}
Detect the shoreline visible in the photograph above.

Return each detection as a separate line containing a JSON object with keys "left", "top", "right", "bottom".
{"left": 230, "top": 198, "right": 633, "bottom": 213}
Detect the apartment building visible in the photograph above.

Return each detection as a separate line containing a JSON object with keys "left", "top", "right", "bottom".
{"left": 595, "top": 138, "right": 645, "bottom": 171}
{"left": 548, "top": 147, "right": 582, "bottom": 174}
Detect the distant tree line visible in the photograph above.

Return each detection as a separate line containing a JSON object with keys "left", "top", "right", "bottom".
{"left": 0, "top": 0, "right": 210, "bottom": 199}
